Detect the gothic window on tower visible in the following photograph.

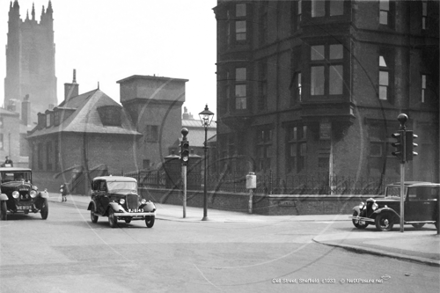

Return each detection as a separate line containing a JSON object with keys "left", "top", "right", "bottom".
{"left": 310, "top": 44, "right": 344, "bottom": 96}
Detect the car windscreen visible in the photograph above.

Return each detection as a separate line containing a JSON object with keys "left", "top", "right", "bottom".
{"left": 0, "top": 171, "right": 32, "bottom": 183}
{"left": 385, "top": 186, "right": 405, "bottom": 197}
{"left": 106, "top": 181, "right": 137, "bottom": 193}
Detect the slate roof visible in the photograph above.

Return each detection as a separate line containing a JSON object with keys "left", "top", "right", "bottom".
{"left": 0, "top": 107, "right": 19, "bottom": 117}
{"left": 28, "top": 89, "right": 141, "bottom": 138}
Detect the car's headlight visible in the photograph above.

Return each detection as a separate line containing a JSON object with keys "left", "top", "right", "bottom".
{"left": 119, "top": 199, "right": 125, "bottom": 205}
{"left": 372, "top": 203, "right": 378, "bottom": 210}
{"left": 30, "top": 190, "right": 37, "bottom": 198}
{"left": 12, "top": 191, "right": 19, "bottom": 199}
{"left": 141, "top": 198, "right": 147, "bottom": 205}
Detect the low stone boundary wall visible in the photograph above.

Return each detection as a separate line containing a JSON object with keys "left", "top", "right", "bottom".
{"left": 139, "top": 188, "right": 382, "bottom": 215}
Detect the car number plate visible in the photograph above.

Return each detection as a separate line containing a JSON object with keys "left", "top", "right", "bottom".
{"left": 17, "top": 206, "right": 31, "bottom": 210}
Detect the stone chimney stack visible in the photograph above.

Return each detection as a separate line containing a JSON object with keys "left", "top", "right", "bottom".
{"left": 64, "top": 69, "right": 79, "bottom": 101}
{"left": 21, "top": 94, "right": 31, "bottom": 126}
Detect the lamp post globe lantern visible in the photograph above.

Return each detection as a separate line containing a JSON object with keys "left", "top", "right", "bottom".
{"left": 199, "top": 104, "right": 214, "bottom": 221}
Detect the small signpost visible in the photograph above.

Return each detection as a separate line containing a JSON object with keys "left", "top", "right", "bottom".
{"left": 246, "top": 172, "right": 256, "bottom": 214}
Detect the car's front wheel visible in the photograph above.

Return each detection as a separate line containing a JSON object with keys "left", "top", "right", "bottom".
{"left": 375, "top": 213, "right": 394, "bottom": 231}
{"left": 1, "top": 201, "right": 7, "bottom": 221}
{"left": 90, "top": 210, "right": 98, "bottom": 223}
{"left": 411, "top": 223, "right": 425, "bottom": 229}
{"left": 108, "top": 209, "right": 117, "bottom": 228}
{"left": 352, "top": 210, "right": 368, "bottom": 229}
{"left": 145, "top": 216, "right": 155, "bottom": 228}
{"left": 40, "top": 199, "right": 48, "bottom": 220}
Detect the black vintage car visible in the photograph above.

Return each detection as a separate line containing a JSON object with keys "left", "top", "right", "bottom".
{"left": 351, "top": 181, "right": 439, "bottom": 231}
{"left": 0, "top": 167, "right": 49, "bottom": 220}
{"left": 87, "top": 176, "right": 156, "bottom": 228}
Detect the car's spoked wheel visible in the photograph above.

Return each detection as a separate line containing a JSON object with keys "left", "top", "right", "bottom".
{"left": 108, "top": 209, "right": 117, "bottom": 228}
{"left": 91, "top": 209, "right": 98, "bottom": 223}
{"left": 145, "top": 216, "right": 155, "bottom": 228}
{"left": 352, "top": 210, "right": 368, "bottom": 229}
{"left": 375, "top": 213, "right": 394, "bottom": 231}
{"left": 40, "top": 199, "right": 49, "bottom": 220}
{"left": 1, "top": 201, "right": 7, "bottom": 221}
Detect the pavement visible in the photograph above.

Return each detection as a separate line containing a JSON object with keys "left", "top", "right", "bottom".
{"left": 48, "top": 193, "right": 440, "bottom": 267}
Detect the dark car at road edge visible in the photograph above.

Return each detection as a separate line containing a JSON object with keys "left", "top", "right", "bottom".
{"left": 351, "top": 181, "right": 439, "bottom": 231}
{"left": 0, "top": 167, "right": 49, "bottom": 220}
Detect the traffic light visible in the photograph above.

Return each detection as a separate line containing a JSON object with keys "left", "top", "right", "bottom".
{"left": 391, "top": 130, "right": 404, "bottom": 162}
{"left": 181, "top": 139, "right": 189, "bottom": 165}
{"left": 405, "top": 130, "right": 418, "bottom": 161}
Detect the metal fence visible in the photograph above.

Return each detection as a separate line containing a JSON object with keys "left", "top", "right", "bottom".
{"left": 126, "top": 169, "right": 399, "bottom": 195}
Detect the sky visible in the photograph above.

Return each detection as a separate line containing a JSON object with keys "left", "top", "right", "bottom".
{"left": 0, "top": 0, "right": 217, "bottom": 118}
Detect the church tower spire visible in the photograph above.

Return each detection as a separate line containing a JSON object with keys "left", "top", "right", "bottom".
{"left": 31, "top": 3, "right": 35, "bottom": 21}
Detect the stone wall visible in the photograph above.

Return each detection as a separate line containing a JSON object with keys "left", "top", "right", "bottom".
{"left": 139, "top": 187, "right": 381, "bottom": 215}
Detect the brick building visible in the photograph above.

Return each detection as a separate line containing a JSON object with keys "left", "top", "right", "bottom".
{"left": 213, "top": 0, "right": 439, "bottom": 192}
{"left": 27, "top": 74, "right": 187, "bottom": 193}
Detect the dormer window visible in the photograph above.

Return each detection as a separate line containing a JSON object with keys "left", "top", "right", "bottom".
{"left": 97, "top": 105, "right": 122, "bottom": 126}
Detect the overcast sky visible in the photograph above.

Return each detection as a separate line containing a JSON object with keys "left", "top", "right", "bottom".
{"left": 0, "top": 0, "right": 217, "bottom": 117}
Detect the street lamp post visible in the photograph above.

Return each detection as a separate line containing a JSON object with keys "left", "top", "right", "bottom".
{"left": 199, "top": 104, "right": 214, "bottom": 221}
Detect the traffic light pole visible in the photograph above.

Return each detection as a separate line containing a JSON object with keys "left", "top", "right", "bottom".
{"left": 399, "top": 161, "right": 405, "bottom": 233}
{"left": 182, "top": 164, "right": 187, "bottom": 218}
{"left": 180, "top": 128, "right": 189, "bottom": 219}
{"left": 397, "top": 115, "right": 407, "bottom": 233}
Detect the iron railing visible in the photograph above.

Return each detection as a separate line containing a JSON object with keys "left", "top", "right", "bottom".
{"left": 126, "top": 169, "right": 399, "bottom": 195}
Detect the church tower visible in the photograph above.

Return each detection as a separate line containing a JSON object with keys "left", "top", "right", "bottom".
{"left": 4, "top": 0, "right": 57, "bottom": 123}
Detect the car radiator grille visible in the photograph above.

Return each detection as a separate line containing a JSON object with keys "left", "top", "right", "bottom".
{"left": 20, "top": 191, "right": 31, "bottom": 201}
{"left": 126, "top": 194, "right": 138, "bottom": 210}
